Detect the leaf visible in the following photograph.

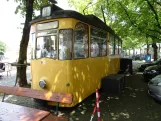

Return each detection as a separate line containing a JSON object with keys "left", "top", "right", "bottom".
{"left": 68, "top": 0, "right": 161, "bottom": 49}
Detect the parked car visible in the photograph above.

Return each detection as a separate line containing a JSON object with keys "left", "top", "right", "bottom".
{"left": 143, "top": 65, "right": 161, "bottom": 82}
{"left": 138, "top": 58, "right": 161, "bottom": 72}
{"left": 132, "top": 54, "right": 145, "bottom": 60}
{"left": 148, "top": 74, "right": 161, "bottom": 102}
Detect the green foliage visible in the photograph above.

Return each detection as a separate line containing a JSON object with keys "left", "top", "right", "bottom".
{"left": 14, "top": 0, "right": 50, "bottom": 17}
{"left": 68, "top": 0, "right": 91, "bottom": 14}
{"left": 68, "top": 0, "right": 161, "bottom": 49}
{"left": 122, "top": 36, "right": 149, "bottom": 49}
{"left": 0, "top": 41, "right": 6, "bottom": 53}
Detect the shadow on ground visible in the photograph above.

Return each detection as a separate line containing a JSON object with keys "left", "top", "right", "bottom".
{"left": 1, "top": 73, "right": 161, "bottom": 121}
{"left": 67, "top": 73, "right": 161, "bottom": 121}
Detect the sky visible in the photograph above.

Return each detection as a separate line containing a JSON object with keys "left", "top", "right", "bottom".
{"left": 0, "top": 0, "right": 74, "bottom": 50}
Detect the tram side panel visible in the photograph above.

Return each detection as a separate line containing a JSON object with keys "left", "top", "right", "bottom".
{"left": 30, "top": 56, "right": 120, "bottom": 107}
{"left": 31, "top": 59, "right": 68, "bottom": 94}
{"left": 108, "top": 56, "right": 120, "bottom": 74}
{"left": 67, "top": 56, "right": 120, "bottom": 106}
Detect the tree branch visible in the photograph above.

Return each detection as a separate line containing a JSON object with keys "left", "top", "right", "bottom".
{"left": 117, "top": 1, "right": 161, "bottom": 41}
{"left": 117, "top": 2, "right": 137, "bottom": 28}
{"left": 145, "top": 33, "right": 161, "bottom": 40}
{"left": 154, "top": 0, "right": 161, "bottom": 6}
{"left": 145, "top": 0, "right": 161, "bottom": 29}
{"left": 147, "top": 29, "right": 161, "bottom": 34}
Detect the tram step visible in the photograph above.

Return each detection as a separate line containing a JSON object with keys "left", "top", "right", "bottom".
{"left": 101, "top": 74, "right": 125, "bottom": 93}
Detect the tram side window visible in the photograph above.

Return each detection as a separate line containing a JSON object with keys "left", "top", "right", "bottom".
{"left": 115, "top": 38, "right": 119, "bottom": 54}
{"left": 30, "top": 33, "right": 35, "bottom": 59}
{"left": 99, "top": 32, "right": 107, "bottom": 56}
{"left": 118, "top": 39, "right": 122, "bottom": 54}
{"left": 90, "top": 27, "right": 107, "bottom": 57}
{"left": 109, "top": 34, "right": 115, "bottom": 55}
{"left": 74, "top": 22, "right": 89, "bottom": 59}
{"left": 107, "top": 33, "right": 110, "bottom": 55}
{"left": 36, "top": 36, "right": 57, "bottom": 59}
{"left": 59, "top": 29, "right": 72, "bottom": 60}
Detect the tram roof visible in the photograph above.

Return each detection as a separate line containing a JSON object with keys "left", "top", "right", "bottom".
{"left": 31, "top": 4, "right": 121, "bottom": 40}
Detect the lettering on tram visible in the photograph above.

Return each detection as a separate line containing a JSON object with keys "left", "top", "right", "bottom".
{"left": 30, "top": 3, "right": 122, "bottom": 107}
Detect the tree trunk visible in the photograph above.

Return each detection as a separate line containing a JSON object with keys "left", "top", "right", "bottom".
{"left": 16, "top": 0, "right": 34, "bottom": 87}
{"left": 146, "top": 37, "right": 149, "bottom": 54}
{"left": 133, "top": 48, "right": 135, "bottom": 55}
{"left": 147, "top": 44, "right": 149, "bottom": 54}
{"left": 159, "top": 44, "right": 161, "bottom": 58}
{"left": 152, "top": 43, "right": 158, "bottom": 61}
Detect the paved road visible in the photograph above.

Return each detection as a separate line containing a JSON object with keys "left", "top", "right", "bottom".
{"left": 132, "top": 60, "right": 144, "bottom": 72}
{"left": 0, "top": 67, "right": 30, "bottom": 86}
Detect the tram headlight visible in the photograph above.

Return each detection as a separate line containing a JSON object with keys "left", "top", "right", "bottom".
{"left": 39, "top": 79, "right": 46, "bottom": 89}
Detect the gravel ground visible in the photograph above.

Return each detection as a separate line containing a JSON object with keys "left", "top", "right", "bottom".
{"left": 0, "top": 67, "right": 30, "bottom": 86}
{"left": 1, "top": 61, "right": 161, "bottom": 121}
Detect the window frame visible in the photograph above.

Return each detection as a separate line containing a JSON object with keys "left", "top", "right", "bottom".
{"left": 109, "top": 33, "right": 115, "bottom": 55}
{"left": 115, "top": 38, "right": 119, "bottom": 55}
{"left": 118, "top": 39, "right": 122, "bottom": 54}
{"left": 30, "top": 33, "right": 36, "bottom": 59}
{"left": 90, "top": 27, "right": 107, "bottom": 58}
{"left": 35, "top": 35, "right": 58, "bottom": 59}
{"left": 74, "top": 22, "right": 89, "bottom": 59}
{"left": 58, "top": 29, "right": 73, "bottom": 60}
{"left": 36, "top": 21, "right": 59, "bottom": 31}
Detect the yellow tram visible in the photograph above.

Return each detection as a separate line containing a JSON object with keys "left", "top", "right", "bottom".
{"left": 30, "top": 4, "right": 122, "bottom": 107}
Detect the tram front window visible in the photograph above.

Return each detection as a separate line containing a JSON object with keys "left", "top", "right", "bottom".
{"left": 59, "top": 29, "right": 73, "bottom": 60}
{"left": 36, "top": 36, "right": 57, "bottom": 59}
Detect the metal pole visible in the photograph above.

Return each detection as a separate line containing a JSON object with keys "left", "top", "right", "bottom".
{"left": 2, "top": 93, "right": 6, "bottom": 102}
